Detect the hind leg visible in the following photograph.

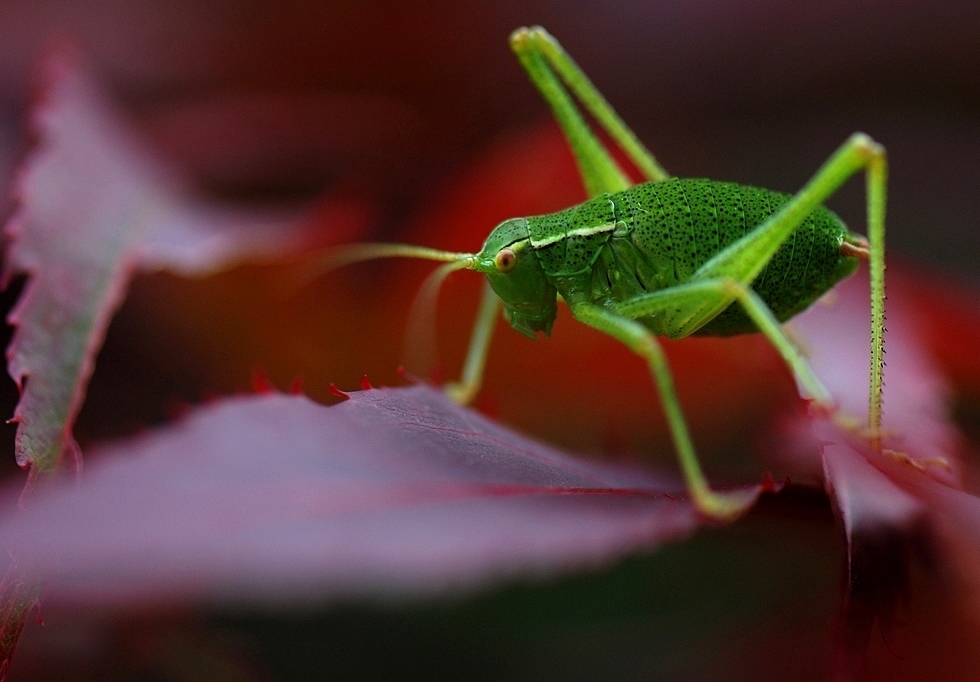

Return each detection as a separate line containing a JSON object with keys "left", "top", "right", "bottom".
{"left": 510, "top": 26, "right": 670, "bottom": 196}
{"left": 619, "top": 133, "right": 888, "bottom": 440}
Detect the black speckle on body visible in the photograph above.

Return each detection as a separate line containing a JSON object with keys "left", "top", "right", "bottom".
{"left": 526, "top": 178, "right": 858, "bottom": 337}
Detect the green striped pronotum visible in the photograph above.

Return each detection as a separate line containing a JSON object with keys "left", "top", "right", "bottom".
{"left": 329, "top": 27, "right": 889, "bottom": 520}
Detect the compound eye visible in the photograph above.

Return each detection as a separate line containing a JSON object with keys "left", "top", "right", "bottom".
{"left": 494, "top": 248, "right": 517, "bottom": 273}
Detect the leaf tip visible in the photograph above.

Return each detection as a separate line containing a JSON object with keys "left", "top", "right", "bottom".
{"left": 328, "top": 383, "right": 349, "bottom": 399}
{"left": 761, "top": 472, "right": 777, "bottom": 492}
{"left": 250, "top": 367, "right": 276, "bottom": 395}
{"left": 360, "top": 374, "right": 373, "bottom": 391}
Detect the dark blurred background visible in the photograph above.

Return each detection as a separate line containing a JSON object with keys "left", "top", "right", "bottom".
{"left": 0, "top": 0, "right": 972, "bottom": 441}
{"left": 0, "top": 0, "right": 977, "bottom": 270}
{"left": 0, "top": 0, "right": 967, "bottom": 472}
{"left": 0, "top": 1, "right": 978, "bottom": 679}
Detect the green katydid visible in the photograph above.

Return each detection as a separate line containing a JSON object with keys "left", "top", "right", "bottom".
{"left": 327, "top": 26, "right": 889, "bottom": 521}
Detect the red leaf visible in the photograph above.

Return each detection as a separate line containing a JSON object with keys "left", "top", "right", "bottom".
{"left": 3, "top": 46, "right": 365, "bottom": 479}
{"left": 779, "top": 268, "right": 978, "bottom": 670}
{"left": 0, "top": 386, "right": 764, "bottom": 608}
{"left": 0, "top": 46, "right": 369, "bottom": 665}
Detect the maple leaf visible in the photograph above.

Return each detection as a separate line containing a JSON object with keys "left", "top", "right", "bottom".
{"left": 4, "top": 46, "right": 364, "bottom": 481}
{"left": 0, "top": 384, "right": 766, "bottom": 608}
{"left": 776, "top": 269, "right": 980, "bottom": 676}
{"left": 0, "top": 47, "right": 368, "bottom": 668}
{"left": 2, "top": 254, "right": 977, "bottom": 679}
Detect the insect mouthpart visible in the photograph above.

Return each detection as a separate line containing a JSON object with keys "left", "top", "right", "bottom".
{"left": 505, "top": 304, "right": 555, "bottom": 339}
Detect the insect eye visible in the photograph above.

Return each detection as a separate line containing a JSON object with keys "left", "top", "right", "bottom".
{"left": 494, "top": 248, "right": 517, "bottom": 273}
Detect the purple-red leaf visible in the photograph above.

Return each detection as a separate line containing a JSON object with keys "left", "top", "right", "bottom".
{"left": 0, "top": 385, "right": 762, "bottom": 608}
{"left": 781, "top": 270, "right": 974, "bottom": 669}
{"left": 0, "top": 46, "right": 367, "bottom": 667}
{"left": 4, "top": 47, "right": 361, "bottom": 479}
{"left": 784, "top": 270, "right": 963, "bottom": 525}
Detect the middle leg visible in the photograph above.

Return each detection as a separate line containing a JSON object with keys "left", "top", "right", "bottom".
{"left": 613, "top": 278, "right": 834, "bottom": 409}
{"left": 569, "top": 300, "right": 759, "bottom": 521}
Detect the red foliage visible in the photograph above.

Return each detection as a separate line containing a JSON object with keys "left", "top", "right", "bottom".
{"left": 0, "top": 386, "right": 764, "bottom": 608}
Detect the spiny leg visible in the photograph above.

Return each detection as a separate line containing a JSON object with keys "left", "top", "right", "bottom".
{"left": 510, "top": 27, "right": 673, "bottom": 197}
{"left": 511, "top": 26, "right": 670, "bottom": 185}
{"left": 569, "top": 302, "right": 757, "bottom": 521}
{"left": 684, "top": 133, "right": 887, "bottom": 440}
{"left": 864, "top": 142, "right": 886, "bottom": 445}
{"left": 510, "top": 27, "right": 629, "bottom": 196}
{"left": 614, "top": 278, "right": 834, "bottom": 409}
{"left": 445, "top": 282, "right": 501, "bottom": 405}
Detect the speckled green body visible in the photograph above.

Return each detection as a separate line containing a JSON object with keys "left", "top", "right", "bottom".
{"left": 522, "top": 178, "right": 860, "bottom": 337}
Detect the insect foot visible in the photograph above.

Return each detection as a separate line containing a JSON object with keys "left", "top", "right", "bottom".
{"left": 692, "top": 487, "right": 759, "bottom": 523}
{"left": 444, "top": 381, "right": 478, "bottom": 406}
{"left": 882, "top": 449, "right": 951, "bottom": 472}
{"left": 831, "top": 413, "right": 951, "bottom": 473}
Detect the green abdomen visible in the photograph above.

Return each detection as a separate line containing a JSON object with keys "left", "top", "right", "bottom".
{"left": 608, "top": 178, "right": 858, "bottom": 336}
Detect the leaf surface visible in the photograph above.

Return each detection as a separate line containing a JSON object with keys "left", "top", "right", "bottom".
{"left": 0, "top": 385, "right": 760, "bottom": 607}
{"left": 4, "top": 48, "right": 363, "bottom": 478}
{"left": 783, "top": 270, "right": 978, "bottom": 670}
{"left": 0, "top": 47, "right": 368, "bottom": 666}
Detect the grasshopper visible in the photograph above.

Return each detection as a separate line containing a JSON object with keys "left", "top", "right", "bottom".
{"left": 329, "top": 26, "right": 886, "bottom": 520}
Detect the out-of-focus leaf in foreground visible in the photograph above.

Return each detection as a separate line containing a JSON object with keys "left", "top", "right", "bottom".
{"left": 0, "top": 46, "right": 367, "bottom": 667}
{"left": 4, "top": 47, "right": 362, "bottom": 480}
{"left": 0, "top": 385, "right": 763, "bottom": 607}
{"left": 780, "top": 270, "right": 980, "bottom": 676}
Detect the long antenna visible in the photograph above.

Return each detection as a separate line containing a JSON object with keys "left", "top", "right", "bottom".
{"left": 403, "top": 258, "right": 477, "bottom": 376}
{"left": 313, "top": 242, "right": 476, "bottom": 273}
{"left": 292, "top": 243, "right": 480, "bottom": 292}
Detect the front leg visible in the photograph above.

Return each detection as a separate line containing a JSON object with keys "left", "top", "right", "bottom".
{"left": 444, "top": 282, "right": 501, "bottom": 405}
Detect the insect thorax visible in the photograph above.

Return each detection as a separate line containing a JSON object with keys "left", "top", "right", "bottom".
{"left": 525, "top": 178, "right": 860, "bottom": 337}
